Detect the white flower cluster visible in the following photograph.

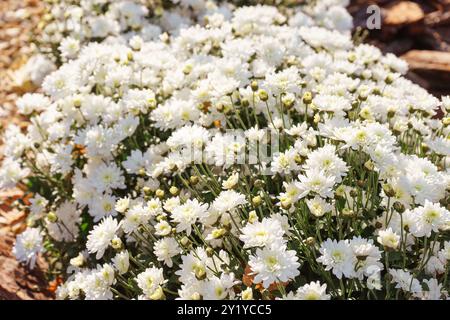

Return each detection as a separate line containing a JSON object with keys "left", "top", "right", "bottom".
{"left": 4, "top": 2, "right": 450, "bottom": 300}
{"left": 16, "top": 0, "right": 353, "bottom": 87}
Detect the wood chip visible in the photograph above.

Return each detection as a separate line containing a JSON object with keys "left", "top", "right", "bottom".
{"left": 402, "top": 50, "right": 450, "bottom": 72}
{"left": 384, "top": 1, "right": 425, "bottom": 25}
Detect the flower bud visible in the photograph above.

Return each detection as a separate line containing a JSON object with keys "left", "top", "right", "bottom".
{"left": 253, "top": 179, "right": 264, "bottom": 188}
{"left": 169, "top": 186, "right": 179, "bottom": 196}
{"left": 149, "top": 286, "right": 165, "bottom": 300}
{"left": 364, "top": 160, "right": 374, "bottom": 171}
{"left": 111, "top": 237, "right": 123, "bottom": 250}
{"left": 282, "top": 95, "right": 294, "bottom": 109}
{"left": 302, "top": 92, "right": 313, "bottom": 105}
{"left": 313, "top": 113, "right": 321, "bottom": 124}
{"left": 143, "top": 186, "right": 152, "bottom": 195}
{"left": 155, "top": 189, "right": 165, "bottom": 199}
{"left": 348, "top": 53, "right": 356, "bottom": 63}
{"left": 393, "top": 202, "right": 405, "bottom": 214}
{"left": 385, "top": 74, "right": 394, "bottom": 85}
{"left": 382, "top": 183, "right": 396, "bottom": 197}
{"left": 47, "top": 211, "right": 58, "bottom": 223}
{"left": 194, "top": 266, "right": 207, "bottom": 280}
{"left": 206, "top": 247, "right": 215, "bottom": 257}
{"left": 211, "top": 228, "right": 227, "bottom": 239}
{"left": 342, "top": 208, "right": 355, "bottom": 218}
{"left": 70, "top": 253, "right": 84, "bottom": 268}
{"left": 248, "top": 210, "right": 258, "bottom": 223}
{"left": 183, "top": 64, "right": 193, "bottom": 75}
{"left": 191, "top": 292, "right": 202, "bottom": 300}
{"left": 335, "top": 185, "right": 346, "bottom": 198}
{"left": 252, "top": 195, "right": 262, "bottom": 206}
{"left": 251, "top": 81, "right": 258, "bottom": 92}
{"left": 305, "top": 237, "right": 315, "bottom": 246}
{"left": 180, "top": 236, "right": 190, "bottom": 247}
{"left": 242, "top": 287, "right": 253, "bottom": 300}
{"left": 258, "top": 89, "right": 268, "bottom": 102}
{"left": 189, "top": 175, "right": 199, "bottom": 185}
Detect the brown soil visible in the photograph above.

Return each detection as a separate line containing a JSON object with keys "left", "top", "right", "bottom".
{"left": 349, "top": 0, "right": 450, "bottom": 97}
{"left": 0, "top": 0, "right": 53, "bottom": 300}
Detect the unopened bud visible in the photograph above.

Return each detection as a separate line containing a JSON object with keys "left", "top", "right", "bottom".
{"left": 342, "top": 208, "right": 355, "bottom": 218}
{"left": 251, "top": 81, "right": 258, "bottom": 92}
{"left": 195, "top": 267, "right": 207, "bottom": 280}
{"left": 111, "top": 237, "right": 123, "bottom": 250}
{"left": 302, "top": 92, "right": 313, "bottom": 105}
{"left": 305, "top": 237, "right": 315, "bottom": 246}
{"left": 143, "top": 186, "right": 152, "bottom": 195}
{"left": 393, "top": 202, "right": 405, "bottom": 214}
{"left": 253, "top": 179, "right": 264, "bottom": 188}
{"left": 47, "top": 211, "right": 58, "bottom": 223}
{"left": 258, "top": 89, "right": 268, "bottom": 102}
{"left": 364, "top": 160, "right": 374, "bottom": 171}
{"left": 191, "top": 292, "right": 202, "bottom": 300}
{"left": 149, "top": 286, "right": 165, "bottom": 300}
{"left": 70, "top": 253, "right": 84, "bottom": 268}
{"left": 382, "top": 184, "right": 396, "bottom": 197}
{"left": 155, "top": 189, "right": 165, "bottom": 199}
{"left": 385, "top": 74, "right": 394, "bottom": 85}
{"left": 190, "top": 176, "right": 199, "bottom": 185}
{"left": 169, "top": 186, "right": 179, "bottom": 196}
{"left": 183, "top": 64, "right": 193, "bottom": 75}
{"left": 248, "top": 210, "right": 258, "bottom": 223}
{"left": 211, "top": 228, "right": 227, "bottom": 239}
{"left": 206, "top": 247, "right": 215, "bottom": 257}
{"left": 252, "top": 195, "right": 262, "bottom": 206}
{"left": 335, "top": 185, "right": 346, "bottom": 198}
{"left": 180, "top": 236, "right": 190, "bottom": 247}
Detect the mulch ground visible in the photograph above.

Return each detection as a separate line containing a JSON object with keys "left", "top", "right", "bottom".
{"left": 349, "top": 0, "right": 450, "bottom": 97}
{"left": 0, "top": 0, "right": 53, "bottom": 300}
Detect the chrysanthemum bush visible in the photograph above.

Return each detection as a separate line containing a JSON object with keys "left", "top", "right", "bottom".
{"left": 17, "top": 0, "right": 352, "bottom": 86}
{"left": 37, "top": 0, "right": 351, "bottom": 64}
{"left": 2, "top": 3, "right": 450, "bottom": 300}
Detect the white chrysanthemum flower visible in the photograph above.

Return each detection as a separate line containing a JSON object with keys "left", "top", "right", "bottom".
{"left": 136, "top": 267, "right": 166, "bottom": 299}
{"left": 306, "top": 196, "right": 333, "bottom": 217}
{"left": 409, "top": 201, "right": 450, "bottom": 238}
{"left": 248, "top": 243, "right": 300, "bottom": 288}
{"left": 377, "top": 228, "right": 400, "bottom": 249}
{"left": 171, "top": 199, "right": 208, "bottom": 235}
{"left": 316, "top": 239, "right": 356, "bottom": 279}
{"left": 112, "top": 251, "right": 130, "bottom": 275}
{"left": 86, "top": 216, "right": 120, "bottom": 259}
{"left": 289, "top": 281, "right": 331, "bottom": 300}
{"left": 389, "top": 269, "right": 422, "bottom": 295}
{"left": 153, "top": 237, "right": 181, "bottom": 267}
{"left": 240, "top": 218, "right": 285, "bottom": 248}
{"left": 13, "top": 228, "right": 43, "bottom": 269}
